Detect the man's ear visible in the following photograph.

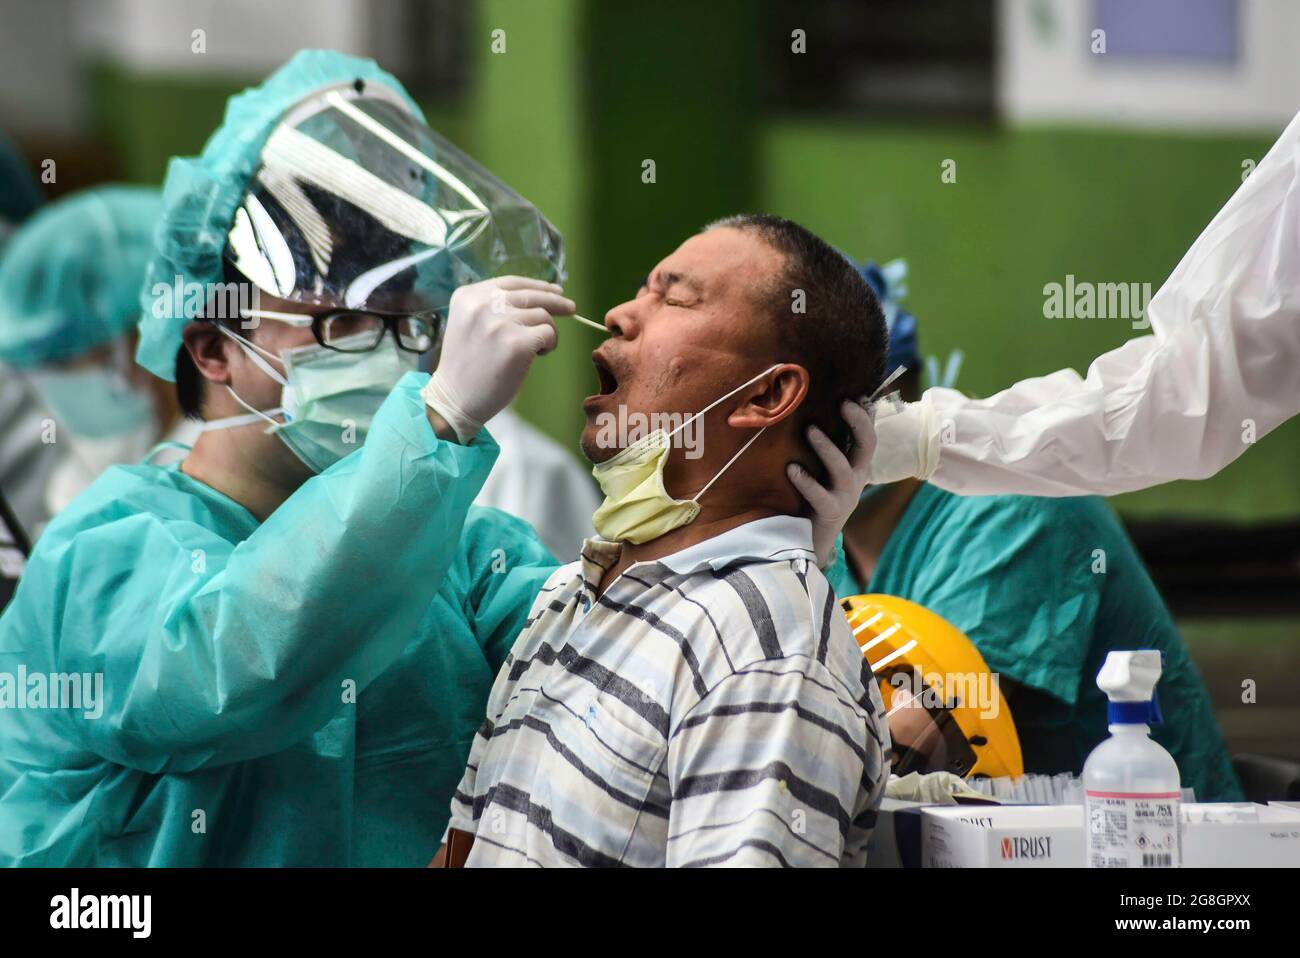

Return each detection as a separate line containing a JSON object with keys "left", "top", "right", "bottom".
{"left": 181, "top": 322, "right": 235, "bottom": 387}
{"left": 726, "top": 363, "right": 809, "bottom": 429}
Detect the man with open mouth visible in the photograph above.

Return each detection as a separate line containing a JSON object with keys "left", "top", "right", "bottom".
{"left": 436, "top": 214, "right": 891, "bottom": 867}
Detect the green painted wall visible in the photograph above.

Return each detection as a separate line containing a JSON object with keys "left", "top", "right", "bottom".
{"left": 582, "top": 0, "right": 760, "bottom": 317}
{"left": 762, "top": 121, "right": 1298, "bottom": 520}
{"left": 470, "top": 0, "right": 594, "bottom": 455}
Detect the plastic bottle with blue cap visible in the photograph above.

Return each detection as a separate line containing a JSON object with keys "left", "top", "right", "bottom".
{"left": 1083, "top": 650, "right": 1183, "bottom": 868}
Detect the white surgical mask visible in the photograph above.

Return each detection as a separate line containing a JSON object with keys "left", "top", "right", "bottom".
{"left": 590, "top": 363, "right": 782, "bottom": 544}
{"left": 202, "top": 326, "right": 415, "bottom": 473}
{"left": 28, "top": 343, "right": 156, "bottom": 441}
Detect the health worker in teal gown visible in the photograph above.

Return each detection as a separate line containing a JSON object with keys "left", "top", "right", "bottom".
{"left": 0, "top": 50, "right": 577, "bottom": 866}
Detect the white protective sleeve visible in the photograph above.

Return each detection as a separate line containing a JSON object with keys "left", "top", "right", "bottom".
{"left": 911, "top": 109, "right": 1300, "bottom": 498}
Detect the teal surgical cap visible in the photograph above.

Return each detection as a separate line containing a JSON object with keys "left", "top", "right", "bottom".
{"left": 0, "top": 185, "right": 162, "bottom": 369}
{"left": 136, "top": 50, "right": 426, "bottom": 381}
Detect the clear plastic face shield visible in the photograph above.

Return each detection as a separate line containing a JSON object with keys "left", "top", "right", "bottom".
{"left": 879, "top": 665, "right": 979, "bottom": 778}
{"left": 224, "top": 80, "right": 565, "bottom": 321}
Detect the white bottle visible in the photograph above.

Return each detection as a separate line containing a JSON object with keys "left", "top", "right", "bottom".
{"left": 1083, "top": 650, "right": 1182, "bottom": 868}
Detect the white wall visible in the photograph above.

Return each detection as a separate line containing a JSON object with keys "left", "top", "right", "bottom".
{"left": 0, "top": 0, "right": 410, "bottom": 136}
{"left": 0, "top": 0, "right": 84, "bottom": 135}
{"left": 999, "top": 0, "right": 1300, "bottom": 131}
{"left": 77, "top": 0, "right": 374, "bottom": 73}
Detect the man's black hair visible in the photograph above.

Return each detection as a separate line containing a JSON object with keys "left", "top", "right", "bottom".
{"left": 706, "top": 213, "right": 887, "bottom": 455}
{"left": 174, "top": 339, "right": 206, "bottom": 420}
{"left": 174, "top": 260, "right": 248, "bottom": 420}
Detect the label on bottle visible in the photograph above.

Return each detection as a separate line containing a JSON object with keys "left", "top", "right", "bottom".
{"left": 1085, "top": 791, "right": 1181, "bottom": 868}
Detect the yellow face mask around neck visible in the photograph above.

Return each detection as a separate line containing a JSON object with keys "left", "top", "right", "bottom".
{"left": 589, "top": 363, "right": 781, "bottom": 544}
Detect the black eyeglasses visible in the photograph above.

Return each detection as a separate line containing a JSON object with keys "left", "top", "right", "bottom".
{"left": 237, "top": 308, "right": 443, "bottom": 353}
{"left": 312, "top": 310, "right": 442, "bottom": 353}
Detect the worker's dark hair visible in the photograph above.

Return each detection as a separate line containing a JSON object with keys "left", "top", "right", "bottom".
{"left": 705, "top": 213, "right": 887, "bottom": 455}
{"left": 174, "top": 341, "right": 205, "bottom": 420}
{"left": 174, "top": 260, "right": 251, "bottom": 420}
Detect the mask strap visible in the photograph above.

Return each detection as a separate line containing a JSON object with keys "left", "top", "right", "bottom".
{"left": 199, "top": 386, "right": 285, "bottom": 433}
{"left": 692, "top": 426, "right": 767, "bottom": 503}
{"left": 201, "top": 326, "right": 290, "bottom": 432}
{"left": 200, "top": 413, "right": 273, "bottom": 433}
{"left": 143, "top": 440, "right": 193, "bottom": 464}
{"left": 665, "top": 363, "right": 783, "bottom": 442}
{"left": 217, "top": 324, "right": 290, "bottom": 387}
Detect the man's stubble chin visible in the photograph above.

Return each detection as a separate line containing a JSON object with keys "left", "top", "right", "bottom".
{"left": 580, "top": 424, "right": 616, "bottom": 465}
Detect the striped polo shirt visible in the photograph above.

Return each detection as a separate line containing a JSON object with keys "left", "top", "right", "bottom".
{"left": 447, "top": 514, "right": 889, "bottom": 867}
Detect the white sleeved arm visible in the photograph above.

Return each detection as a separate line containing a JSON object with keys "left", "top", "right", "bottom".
{"left": 885, "top": 109, "right": 1300, "bottom": 498}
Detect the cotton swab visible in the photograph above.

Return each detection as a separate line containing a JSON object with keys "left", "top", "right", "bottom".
{"left": 567, "top": 313, "right": 606, "bottom": 333}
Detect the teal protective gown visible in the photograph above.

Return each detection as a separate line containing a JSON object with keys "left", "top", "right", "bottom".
{"left": 828, "top": 484, "right": 1243, "bottom": 803}
{"left": 0, "top": 373, "right": 558, "bottom": 865}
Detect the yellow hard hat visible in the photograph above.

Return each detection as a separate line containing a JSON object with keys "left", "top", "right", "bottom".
{"left": 841, "top": 594, "right": 1023, "bottom": 779}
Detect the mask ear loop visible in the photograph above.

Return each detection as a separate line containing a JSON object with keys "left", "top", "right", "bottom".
{"left": 198, "top": 326, "right": 290, "bottom": 432}
{"left": 198, "top": 391, "right": 287, "bottom": 433}
{"left": 216, "top": 324, "right": 290, "bottom": 387}
{"left": 662, "top": 362, "right": 784, "bottom": 503}
{"left": 213, "top": 389, "right": 286, "bottom": 429}
{"left": 691, "top": 426, "right": 768, "bottom": 503}
{"left": 664, "top": 363, "right": 784, "bottom": 443}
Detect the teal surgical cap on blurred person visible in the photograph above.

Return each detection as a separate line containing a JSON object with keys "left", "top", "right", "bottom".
{"left": 138, "top": 48, "right": 565, "bottom": 381}
{"left": 0, "top": 185, "right": 161, "bottom": 369}
{"left": 0, "top": 131, "right": 43, "bottom": 241}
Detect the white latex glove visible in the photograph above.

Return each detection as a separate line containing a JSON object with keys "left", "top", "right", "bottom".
{"left": 786, "top": 399, "right": 877, "bottom": 568}
{"left": 422, "top": 276, "right": 575, "bottom": 443}
{"left": 885, "top": 771, "right": 990, "bottom": 805}
{"left": 864, "top": 396, "right": 940, "bottom": 485}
